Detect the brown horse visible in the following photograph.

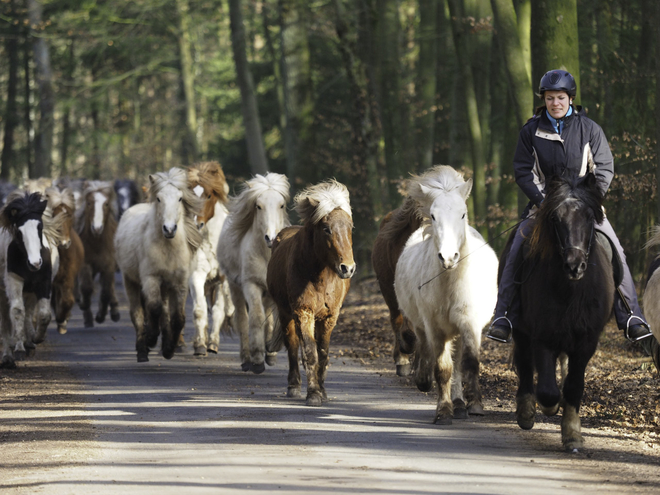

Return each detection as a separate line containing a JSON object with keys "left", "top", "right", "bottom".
{"left": 45, "top": 187, "right": 84, "bottom": 335}
{"left": 76, "top": 181, "right": 120, "bottom": 327}
{"left": 371, "top": 196, "right": 422, "bottom": 376}
{"left": 267, "top": 180, "right": 356, "bottom": 406}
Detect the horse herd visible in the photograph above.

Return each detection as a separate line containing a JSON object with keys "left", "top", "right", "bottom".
{"left": 0, "top": 163, "right": 657, "bottom": 453}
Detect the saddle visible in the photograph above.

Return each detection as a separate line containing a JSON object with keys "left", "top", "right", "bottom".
{"left": 516, "top": 231, "right": 623, "bottom": 287}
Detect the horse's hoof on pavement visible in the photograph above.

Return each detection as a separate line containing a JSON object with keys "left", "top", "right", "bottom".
{"left": 194, "top": 345, "right": 207, "bottom": 357}
{"left": 241, "top": 361, "right": 251, "bottom": 372}
{"left": 265, "top": 353, "right": 277, "bottom": 366}
{"left": 57, "top": 325, "right": 67, "bottom": 335}
{"left": 306, "top": 394, "right": 323, "bottom": 407}
{"left": 541, "top": 403, "right": 560, "bottom": 417}
{"left": 207, "top": 343, "right": 218, "bottom": 354}
{"left": 434, "top": 414, "right": 452, "bottom": 425}
{"left": 251, "top": 362, "right": 265, "bottom": 374}
{"left": 416, "top": 378, "right": 433, "bottom": 393}
{"left": 137, "top": 352, "right": 149, "bottom": 363}
{"left": 287, "top": 387, "right": 301, "bottom": 398}
{"left": 14, "top": 350, "right": 26, "bottom": 362}
{"left": 26, "top": 346, "right": 36, "bottom": 358}
{"left": 83, "top": 311, "right": 94, "bottom": 328}
{"left": 162, "top": 349, "right": 175, "bottom": 360}
{"left": 32, "top": 335, "right": 45, "bottom": 345}
{"left": 453, "top": 399, "right": 469, "bottom": 419}
{"left": 563, "top": 438, "right": 584, "bottom": 453}
{"left": 396, "top": 364, "right": 411, "bottom": 377}
{"left": 110, "top": 309, "right": 120, "bottom": 322}
{"left": 0, "top": 357, "right": 17, "bottom": 369}
{"left": 95, "top": 313, "right": 106, "bottom": 324}
{"left": 468, "top": 403, "right": 485, "bottom": 416}
{"left": 174, "top": 345, "right": 186, "bottom": 354}
{"left": 321, "top": 390, "right": 328, "bottom": 401}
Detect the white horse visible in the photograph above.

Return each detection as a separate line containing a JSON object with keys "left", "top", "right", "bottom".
{"left": 217, "top": 173, "right": 290, "bottom": 373}
{"left": 643, "top": 227, "right": 660, "bottom": 366}
{"left": 115, "top": 168, "right": 203, "bottom": 362}
{"left": 395, "top": 165, "right": 498, "bottom": 424}
{"left": 0, "top": 192, "right": 63, "bottom": 368}
{"left": 187, "top": 162, "right": 235, "bottom": 356}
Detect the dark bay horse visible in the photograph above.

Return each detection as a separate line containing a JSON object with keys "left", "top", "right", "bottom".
{"left": 267, "top": 180, "right": 356, "bottom": 406}
{"left": 372, "top": 196, "right": 421, "bottom": 376}
{"left": 508, "top": 174, "right": 613, "bottom": 451}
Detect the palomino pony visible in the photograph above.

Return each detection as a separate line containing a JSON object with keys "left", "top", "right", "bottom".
{"left": 372, "top": 196, "right": 422, "bottom": 376}
{"left": 45, "top": 187, "right": 84, "bottom": 335}
{"left": 187, "top": 161, "right": 234, "bottom": 356}
{"left": 395, "top": 165, "right": 498, "bottom": 424}
{"left": 267, "top": 180, "right": 355, "bottom": 406}
{"left": 509, "top": 174, "right": 613, "bottom": 451}
{"left": 217, "top": 173, "right": 290, "bottom": 373}
{"left": 115, "top": 168, "right": 203, "bottom": 362}
{"left": 0, "top": 192, "right": 64, "bottom": 368}
{"left": 76, "top": 181, "right": 120, "bottom": 327}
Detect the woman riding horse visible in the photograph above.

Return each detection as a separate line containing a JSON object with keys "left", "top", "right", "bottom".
{"left": 487, "top": 69, "right": 652, "bottom": 344}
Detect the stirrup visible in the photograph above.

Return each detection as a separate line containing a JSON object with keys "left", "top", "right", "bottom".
{"left": 487, "top": 316, "right": 513, "bottom": 343}
{"left": 624, "top": 316, "right": 652, "bottom": 342}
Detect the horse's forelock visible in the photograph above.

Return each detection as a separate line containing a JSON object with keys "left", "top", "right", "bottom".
{"left": 0, "top": 192, "right": 48, "bottom": 235}
{"left": 188, "top": 161, "right": 229, "bottom": 203}
{"left": 226, "top": 173, "right": 290, "bottom": 238}
{"left": 407, "top": 165, "right": 465, "bottom": 218}
{"left": 294, "top": 180, "right": 351, "bottom": 225}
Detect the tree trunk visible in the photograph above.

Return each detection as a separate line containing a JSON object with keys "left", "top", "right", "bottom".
{"left": 415, "top": 0, "right": 438, "bottom": 172}
{"left": 656, "top": 0, "right": 660, "bottom": 222}
{"left": 376, "top": 0, "right": 406, "bottom": 208}
{"left": 531, "top": 0, "right": 580, "bottom": 102}
{"left": 278, "top": 0, "right": 313, "bottom": 188}
{"left": 59, "top": 41, "right": 75, "bottom": 176}
{"left": 446, "top": 0, "right": 487, "bottom": 234}
{"left": 490, "top": 0, "right": 534, "bottom": 128}
{"left": 1, "top": 0, "right": 20, "bottom": 180}
{"left": 176, "top": 0, "right": 198, "bottom": 164}
{"left": 514, "top": 0, "right": 531, "bottom": 80}
{"left": 27, "top": 0, "right": 54, "bottom": 178}
{"left": 227, "top": 0, "right": 269, "bottom": 175}
{"left": 23, "top": 29, "right": 32, "bottom": 176}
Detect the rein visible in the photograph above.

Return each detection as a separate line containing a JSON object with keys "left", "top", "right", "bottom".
{"left": 554, "top": 219, "right": 594, "bottom": 262}
{"left": 418, "top": 220, "right": 522, "bottom": 290}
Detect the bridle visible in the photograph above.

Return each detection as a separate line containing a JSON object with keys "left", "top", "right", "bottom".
{"left": 552, "top": 202, "right": 595, "bottom": 263}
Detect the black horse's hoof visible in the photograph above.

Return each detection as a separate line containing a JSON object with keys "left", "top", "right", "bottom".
{"left": 306, "top": 393, "right": 323, "bottom": 407}
{"left": 162, "top": 349, "right": 175, "bottom": 360}
{"left": 251, "top": 362, "right": 265, "bottom": 374}
{"left": 0, "top": 357, "right": 17, "bottom": 369}
{"left": 434, "top": 414, "right": 452, "bottom": 425}
{"left": 26, "top": 346, "right": 36, "bottom": 358}
{"left": 14, "top": 349, "right": 26, "bottom": 361}
{"left": 416, "top": 377, "right": 433, "bottom": 393}
{"left": 396, "top": 364, "right": 412, "bottom": 377}
{"left": 110, "top": 308, "right": 120, "bottom": 322}
{"left": 83, "top": 311, "right": 94, "bottom": 328}
{"left": 287, "top": 387, "right": 301, "bottom": 398}
{"left": 468, "top": 403, "right": 485, "bottom": 416}
{"left": 241, "top": 361, "right": 251, "bottom": 372}
{"left": 453, "top": 399, "right": 469, "bottom": 419}
{"left": 137, "top": 352, "right": 149, "bottom": 363}
{"left": 95, "top": 312, "right": 106, "bottom": 324}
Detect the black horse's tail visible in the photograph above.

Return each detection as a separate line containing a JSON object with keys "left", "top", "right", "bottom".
{"left": 266, "top": 308, "right": 284, "bottom": 353}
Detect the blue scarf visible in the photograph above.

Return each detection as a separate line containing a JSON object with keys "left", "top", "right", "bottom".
{"left": 546, "top": 105, "right": 573, "bottom": 135}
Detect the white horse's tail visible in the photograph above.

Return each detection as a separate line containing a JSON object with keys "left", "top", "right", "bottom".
{"left": 266, "top": 308, "right": 284, "bottom": 353}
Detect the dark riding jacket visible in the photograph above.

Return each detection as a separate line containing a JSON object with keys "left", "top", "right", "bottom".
{"left": 513, "top": 105, "right": 614, "bottom": 212}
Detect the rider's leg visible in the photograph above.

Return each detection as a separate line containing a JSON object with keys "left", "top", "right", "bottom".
{"left": 487, "top": 218, "right": 533, "bottom": 343}
{"left": 596, "top": 218, "right": 651, "bottom": 342}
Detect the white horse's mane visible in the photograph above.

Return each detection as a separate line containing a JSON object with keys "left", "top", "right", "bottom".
{"left": 407, "top": 165, "right": 466, "bottom": 218}
{"left": 295, "top": 179, "right": 351, "bottom": 225}
{"left": 44, "top": 186, "right": 75, "bottom": 212}
{"left": 226, "top": 173, "right": 290, "bottom": 239}
{"left": 149, "top": 167, "right": 204, "bottom": 251}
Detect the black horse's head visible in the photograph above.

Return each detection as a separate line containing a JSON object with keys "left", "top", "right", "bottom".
{"left": 529, "top": 174, "right": 604, "bottom": 281}
{"left": 0, "top": 192, "right": 48, "bottom": 271}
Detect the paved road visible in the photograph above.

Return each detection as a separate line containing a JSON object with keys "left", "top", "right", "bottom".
{"left": 2, "top": 280, "right": 659, "bottom": 494}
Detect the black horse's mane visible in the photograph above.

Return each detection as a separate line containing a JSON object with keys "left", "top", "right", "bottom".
{"left": 528, "top": 175, "right": 604, "bottom": 259}
{"left": 0, "top": 192, "right": 47, "bottom": 233}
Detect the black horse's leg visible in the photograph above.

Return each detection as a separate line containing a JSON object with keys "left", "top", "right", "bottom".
{"left": 535, "top": 346, "right": 561, "bottom": 414}
{"left": 284, "top": 319, "right": 301, "bottom": 398}
{"left": 560, "top": 353, "right": 590, "bottom": 451}
{"left": 513, "top": 331, "right": 536, "bottom": 430}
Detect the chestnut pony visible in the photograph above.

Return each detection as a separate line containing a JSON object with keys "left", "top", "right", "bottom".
{"left": 267, "top": 180, "right": 356, "bottom": 406}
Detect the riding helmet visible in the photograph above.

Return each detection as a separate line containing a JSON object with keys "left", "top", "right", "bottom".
{"left": 539, "top": 70, "right": 576, "bottom": 97}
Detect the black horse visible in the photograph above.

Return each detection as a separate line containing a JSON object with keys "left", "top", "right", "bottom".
{"left": 114, "top": 178, "right": 142, "bottom": 219}
{"left": 502, "top": 174, "right": 614, "bottom": 451}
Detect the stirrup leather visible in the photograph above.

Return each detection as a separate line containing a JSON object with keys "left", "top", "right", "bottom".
{"left": 487, "top": 315, "right": 513, "bottom": 343}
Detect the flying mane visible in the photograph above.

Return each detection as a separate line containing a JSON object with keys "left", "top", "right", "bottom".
{"left": 294, "top": 179, "right": 351, "bottom": 224}
{"left": 226, "top": 173, "right": 290, "bottom": 240}
{"left": 0, "top": 190, "right": 65, "bottom": 247}
{"left": 188, "top": 161, "right": 230, "bottom": 203}
{"left": 149, "top": 168, "right": 204, "bottom": 251}
{"left": 406, "top": 165, "right": 466, "bottom": 219}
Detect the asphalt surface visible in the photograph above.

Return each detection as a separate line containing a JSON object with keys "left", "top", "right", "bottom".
{"left": 2, "top": 278, "right": 658, "bottom": 494}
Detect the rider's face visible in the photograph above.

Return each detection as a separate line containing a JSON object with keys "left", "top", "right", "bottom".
{"left": 544, "top": 91, "right": 572, "bottom": 119}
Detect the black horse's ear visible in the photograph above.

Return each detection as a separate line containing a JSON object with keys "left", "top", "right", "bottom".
{"left": 37, "top": 200, "right": 48, "bottom": 215}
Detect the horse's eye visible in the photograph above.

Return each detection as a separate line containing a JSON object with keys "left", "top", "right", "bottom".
{"left": 256, "top": 205, "right": 262, "bottom": 210}
{"left": 157, "top": 197, "right": 161, "bottom": 203}
{"left": 208, "top": 194, "right": 211, "bottom": 199}
{"left": 431, "top": 214, "right": 435, "bottom": 221}
{"left": 280, "top": 204, "right": 284, "bottom": 209}
{"left": 323, "top": 226, "right": 331, "bottom": 235}
{"left": 178, "top": 197, "right": 182, "bottom": 202}
{"left": 462, "top": 213, "right": 466, "bottom": 219}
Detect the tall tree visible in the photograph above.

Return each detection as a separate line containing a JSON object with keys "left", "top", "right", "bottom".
{"left": 278, "top": 0, "right": 312, "bottom": 187}
{"left": 446, "top": 0, "right": 487, "bottom": 233}
{"left": 415, "top": 0, "right": 438, "bottom": 172}
{"left": 530, "top": 0, "right": 580, "bottom": 102}
{"left": 27, "top": 0, "right": 54, "bottom": 178}
{"left": 176, "top": 0, "right": 198, "bottom": 164}
{"left": 227, "top": 0, "right": 269, "bottom": 175}
{"left": 1, "top": 0, "right": 20, "bottom": 180}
